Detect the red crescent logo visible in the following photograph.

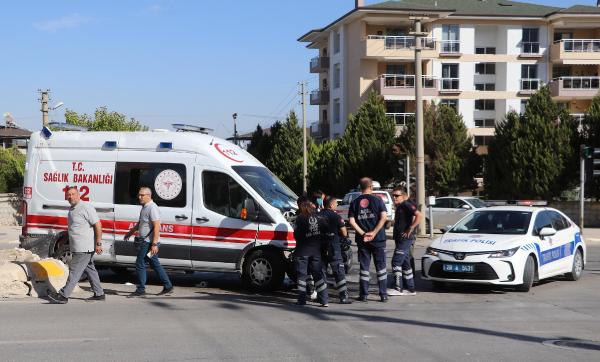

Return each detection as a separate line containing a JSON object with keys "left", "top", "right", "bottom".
{"left": 214, "top": 143, "right": 243, "bottom": 163}
{"left": 360, "top": 199, "right": 369, "bottom": 208}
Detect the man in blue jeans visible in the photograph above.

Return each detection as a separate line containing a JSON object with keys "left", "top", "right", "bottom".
{"left": 124, "top": 187, "right": 173, "bottom": 297}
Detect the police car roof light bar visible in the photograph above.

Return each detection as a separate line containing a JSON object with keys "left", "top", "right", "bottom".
{"left": 172, "top": 124, "right": 214, "bottom": 134}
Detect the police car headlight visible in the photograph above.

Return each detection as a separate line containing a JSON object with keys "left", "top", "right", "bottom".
{"left": 488, "top": 247, "right": 520, "bottom": 258}
{"left": 425, "top": 247, "right": 439, "bottom": 256}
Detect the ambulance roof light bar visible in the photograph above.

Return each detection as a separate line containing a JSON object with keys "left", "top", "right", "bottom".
{"left": 102, "top": 141, "right": 118, "bottom": 150}
{"left": 158, "top": 142, "right": 173, "bottom": 151}
{"left": 48, "top": 122, "right": 88, "bottom": 131}
{"left": 172, "top": 124, "right": 213, "bottom": 134}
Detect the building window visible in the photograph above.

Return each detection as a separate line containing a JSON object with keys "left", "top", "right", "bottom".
{"left": 475, "top": 99, "right": 495, "bottom": 111}
{"left": 474, "top": 136, "right": 493, "bottom": 146}
{"left": 441, "top": 64, "right": 459, "bottom": 90}
{"left": 475, "top": 83, "right": 495, "bottom": 91}
{"left": 334, "top": 31, "right": 340, "bottom": 54}
{"left": 386, "top": 64, "right": 406, "bottom": 75}
{"left": 333, "top": 98, "right": 340, "bottom": 124}
{"left": 521, "top": 64, "right": 539, "bottom": 90}
{"left": 520, "top": 99, "right": 528, "bottom": 114}
{"left": 440, "top": 99, "right": 458, "bottom": 111}
{"left": 333, "top": 63, "right": 340, "bottom": 89}
{"left": 475, "top": 63, "right": 495, "bottom": 75}
{"left": 522, "top": 28, "right": 540, "bottom": 54}
{"left": 442, "top": 25, "right": 460, "bottom": 53}
{"left": 333, "top": 133, "right": 340, "bottom": 139}
{"left": 114, "top": 162, "right": 187, "bottom": 207}
{"left": 322, "top": 109, "right": 328, "bottom": 122}
{"left": 475, "top": 119, "right": 495, "bottom": 128}
{"left": 475, "top": 47, "right": 496, "bottom": 54}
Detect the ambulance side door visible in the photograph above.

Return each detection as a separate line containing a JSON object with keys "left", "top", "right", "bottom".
{"left": 113, "top": 154, "right": 193, "bottom": 268}
{"left": 191, "top": 166, "right": 258, "bottom": 270}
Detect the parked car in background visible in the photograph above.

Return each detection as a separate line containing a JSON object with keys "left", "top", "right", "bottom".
{"left": 337, "top": 190, "right": 395, "bottom": 227}
{"left": 427, "top": 196, "right": 487, "bottom": 230}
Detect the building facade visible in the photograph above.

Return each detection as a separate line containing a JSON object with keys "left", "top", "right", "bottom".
{"left": 299, "top": 0, "right": 600, "bottom": 152}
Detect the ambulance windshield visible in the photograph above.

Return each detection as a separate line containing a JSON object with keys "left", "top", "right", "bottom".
{"left": 232, "top": 166, "right": 298, "bottom": 212}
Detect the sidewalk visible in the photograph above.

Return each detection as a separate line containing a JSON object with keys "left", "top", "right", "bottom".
{"left": 0, "top": 226, "right": 20, "bottom": 250}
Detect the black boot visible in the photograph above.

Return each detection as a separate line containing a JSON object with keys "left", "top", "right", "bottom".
{"left": 339, "top": 291, "right": 352, "bottom": 304}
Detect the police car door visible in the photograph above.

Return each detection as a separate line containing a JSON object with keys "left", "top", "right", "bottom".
{"left": 548, "top": 211, "right": 573, "bottom": 273}
{"left": 191, "top": 166, "right": 258, "bottom": 270}
{"left": 532, "top": 210, "right": 560, "bottom": 277}
{"left": 113, "top": 156, "right": 193, "bottom": 268}
{"left": 33, "top": 148, "right": 116, "bottom": 262}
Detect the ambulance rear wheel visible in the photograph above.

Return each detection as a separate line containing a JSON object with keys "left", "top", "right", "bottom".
{"left": 242, "top": 249, "right": 285, "bottom": 292}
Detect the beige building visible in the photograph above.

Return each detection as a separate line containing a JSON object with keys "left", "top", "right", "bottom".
{"left": 299, "top": 0, "right": 600, "bottom": 152}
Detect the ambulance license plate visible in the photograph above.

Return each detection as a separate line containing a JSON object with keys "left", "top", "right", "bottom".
{"left": 443, "top": 263, "right": 474, "bottom": 273}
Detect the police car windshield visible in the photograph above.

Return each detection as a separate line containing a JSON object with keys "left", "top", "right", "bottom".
{"left": 233, "top": 166, "right": 298, "bottom": 212}
{"left": 450, "top": 210, "right": 532, "bottom": 235}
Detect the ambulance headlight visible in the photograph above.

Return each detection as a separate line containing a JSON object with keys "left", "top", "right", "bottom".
{"left": 488, "top": 247, "right": 520, "bottom": 258}
{"left": 425, "top": 247, "right": 439, "bottom": 256}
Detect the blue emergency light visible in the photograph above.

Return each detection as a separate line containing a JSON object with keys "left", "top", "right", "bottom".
{"left": 41, "top": 126, "right": 53, "bottom": 139}
{"left": 102, "top": 141, "right": 118, "bottom": 150}
{"left": 158, "top": 142, "right": 173, "bottom": 151}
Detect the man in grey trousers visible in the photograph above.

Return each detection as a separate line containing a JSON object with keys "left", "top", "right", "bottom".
{"left": 48, "top": 187, "right": 105, "bottom": 304}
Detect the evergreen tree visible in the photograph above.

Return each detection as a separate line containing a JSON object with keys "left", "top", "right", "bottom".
{"left": 0, "top": 147, "right": 26, "bottom": 193}
{"left": 246, "top": 125, "right": 272, "bottom": 164}
{"left": 265, "top": 112, "right": 304, "bottom": 194}
{"left": 396, "top": 102, "right": 473, "bottom": 195}
{"left": 485, "top": 86, "right": 575, "bottom": 199}
{"left": 583, "top": 95, "right": 600, "bottom": 200}
{"left": 64, "top": 107, "right": 148, "bottom": 131}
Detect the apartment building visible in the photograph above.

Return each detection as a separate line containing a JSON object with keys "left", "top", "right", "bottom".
{"left": 299, "top": 0, "right": 600, "bottom": 152}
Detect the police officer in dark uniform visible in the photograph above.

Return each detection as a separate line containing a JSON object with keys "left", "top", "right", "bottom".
{"left": 391, "top": 186, "right": 423, "bottom": 295}
{"left": 293, "top": 197, "right": 330, "bottom": 307}
{"left": 320, "top": 196, "right": 352, "bottom": 304}
{"left": 348, "top": 177, "right": 389, "bottom": 302}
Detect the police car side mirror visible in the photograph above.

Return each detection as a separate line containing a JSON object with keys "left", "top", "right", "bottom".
{"left": 539, "top": 227, "right": 557, "bottom": 238}
{"left": 440, "top": 225, "right": 453, "bottom": 233}
{"left": 241, "top": 198, "right": 259, "bottom": 221}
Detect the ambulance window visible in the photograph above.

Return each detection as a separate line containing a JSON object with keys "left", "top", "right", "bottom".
{"left": 202, "top": 171, "right": 251, "bottom": 219}
{"left": 114, "top": 162, "right": 187, "bottom": 207}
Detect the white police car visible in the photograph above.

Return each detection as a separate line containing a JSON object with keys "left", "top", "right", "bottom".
{"left": 422, "top": 207, "right": 586, "bottom": 292}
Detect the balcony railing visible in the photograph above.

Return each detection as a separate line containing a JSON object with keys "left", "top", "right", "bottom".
{"left": 440, "top": 40, "right": 461, "bottom": 53}
{"left": 556, "top": 39, "right": 600, "bottom": 53}
{"left": 381, "top": 74, "right": 437, "bottom": 89}
{"left": 310, "top": 56, "right": 330, "bottom": 73}
{"left": 386, "top": 113, "right": 415, "bottom": 126}
{"left": 520, "top": 78, "right": 540, "bottom": 91}
{"left": 366, "top": 35, "right": 436, "bottom": 50}
{"left": 440, "top": 78, "right": 460, "bottom": 91}
{"left": 560, "top": 76, "right": 600, "bottom": 90}
{"left": 310, "top": 89, "right": 329, "bottom": 105}
{"left": 521, "top": 42, "right": 540, "bottom": 55}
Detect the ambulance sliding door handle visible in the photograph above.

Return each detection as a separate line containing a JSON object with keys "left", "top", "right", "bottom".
{"left": 175, "top": 215, "right": 189, "bottom": 220}
{"left": 196, "top": 217, "right": 209, "bottom": 223}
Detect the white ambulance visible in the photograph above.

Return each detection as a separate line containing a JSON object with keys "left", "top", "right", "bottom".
{"left": 19, "top": 125, "right": 299, "bottom": 291}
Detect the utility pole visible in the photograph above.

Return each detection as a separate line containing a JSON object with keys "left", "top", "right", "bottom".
{"left": 232, "top": 113, "right": 238, "bottom": 146}
{"left": 300, "top": 82, "right": 308, "bottom": 194}
{"left": 580, "top": 145, "right": 586, "bottom": 232}
{"left": 39, "top": 89, "right": 50, "bottom": 127}
{"left": 410, "top": 16, "right": 428, "bottom": 235}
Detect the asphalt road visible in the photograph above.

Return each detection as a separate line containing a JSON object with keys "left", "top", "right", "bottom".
{"left": 1, "top": 236, "right": 599, "bottom": 361}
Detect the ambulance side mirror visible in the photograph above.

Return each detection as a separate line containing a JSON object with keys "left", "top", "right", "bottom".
{"left": 241, "top": 198, "right": 259, "bottom": 221}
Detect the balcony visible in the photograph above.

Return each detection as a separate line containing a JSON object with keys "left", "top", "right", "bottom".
{"left": 310, "top": 56, "right": 330, "bottom": 73}
{"left": 439, "top": 40, "right": 461, "bottom": 57}
{"left": 519, "top": 78, "right": 541, "bottom": 94}
{"left": 549, "top": 77, "right": 600, "bottom": 99}
{"left": 519, "top": 42, "right": 542, "bottom": 58}
{"left": 386, "top": 112, "right": 414, "bottom": 126}
{"left": 310, "top": 89, "right": 329, "bottom": 105}
{"left": 440, "top": 78, "right": 460, "bottom": 93}
{"left": 310, "top": 121, "right": 330, "bottom": 140}
{"left": 363, "top": 35, "right": 437, "bottom": 59}
{"left": 551, "top": 39, "right": 600, "bottom": 64}
{"left": 376, "top": 74, "right": 438, "bottom": 97}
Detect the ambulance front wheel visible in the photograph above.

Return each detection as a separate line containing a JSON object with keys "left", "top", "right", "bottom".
{"left": 242, "top": 249, "right": 285, "bottom": 291}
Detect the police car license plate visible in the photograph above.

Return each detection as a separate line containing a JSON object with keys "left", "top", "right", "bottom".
{"left": 443, "top": 263, "right": 474, "bottom": 273}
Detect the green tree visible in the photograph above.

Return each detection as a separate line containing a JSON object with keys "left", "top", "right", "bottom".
{"left": 334, "top": 91, "right": 396, "bottom": 192}
{"left": 0, "top": 147, "right": 26, "bottom": 193}
{"left": 485, "top": 86, "right": 576, "bottom": 199}
{"left": 583, "top": 95, "right": 600, "bottom": 200}
{"left": 265, "top": 112, "right": 304, "bottom": 194}
{"left": 64, "top": 107, "right": 148, "bottom": 131}
{"left": 397, "top": 103, "right": 473, "bottom": 195}
{"left": 246, "top": 125, "right": 272, "bottom": 164}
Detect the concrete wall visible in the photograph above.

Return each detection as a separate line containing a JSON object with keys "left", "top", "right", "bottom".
{"left": 548, "top": 201, "right": 600, "bottom": 228}
{"left": 0, "top": 193, "right": 21, "bottom": 226}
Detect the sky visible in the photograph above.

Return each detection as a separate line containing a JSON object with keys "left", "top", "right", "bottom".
{"left": 0, "top": 0, "right": 590, "bottom": 138}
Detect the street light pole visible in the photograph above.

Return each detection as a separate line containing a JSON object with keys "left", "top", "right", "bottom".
{"left": 232, "top": 113, "right": 238, "bottom": 146}
{"left": 411, "top": 17, "right": 428, "bottom": 235}
{"left": 300, "top": 82, "right": 308, "bottom": 194}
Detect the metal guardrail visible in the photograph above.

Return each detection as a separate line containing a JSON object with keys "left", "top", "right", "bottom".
{"left": 521, "top": 41, "right": 540, "bottom": 54}
{"left": 381, "top": 74, "right": 437, "bottom": 89}
{"left": 441, "top": 78, "right": 459, "bottom": 90}
{"left": 386, "top": 113, "right": 415, "bottom": 126}
{"left": 367, "top": 35, "right": 436, "bottom": 50}
{"left": 556, "top": 76, "right": 600, "bottom": 90}
{"left": 440, "top": 40, "right": 460, "bottom": 53}
{"left": 555, "top": 39, "right": 600, "bottom": 53}
{"left": 521, "top": 78, "right": 540, "bottom": 91}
